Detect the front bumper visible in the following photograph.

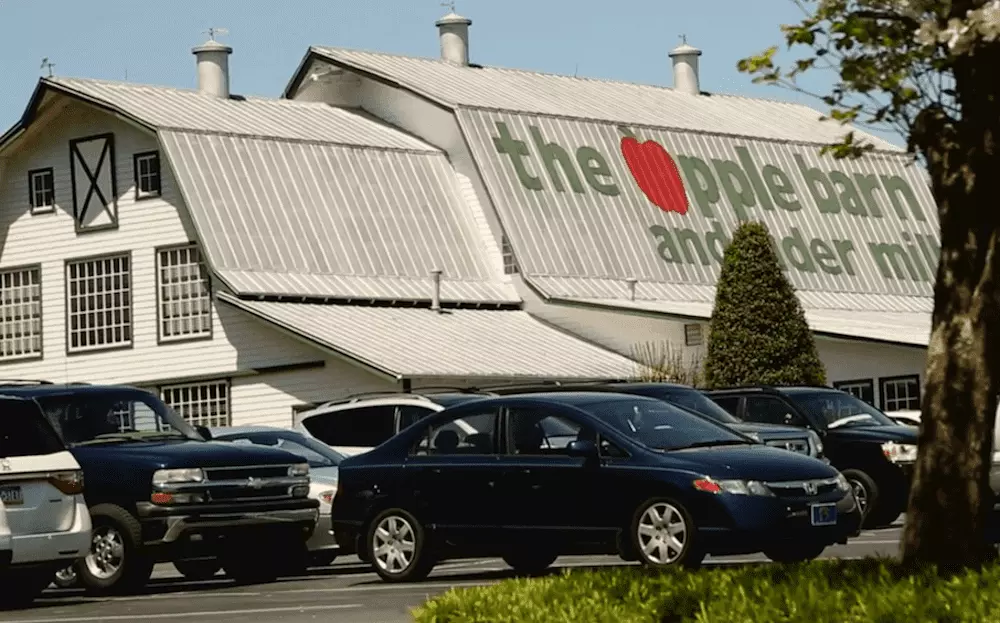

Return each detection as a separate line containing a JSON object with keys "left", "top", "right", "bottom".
{"left": 306, "top": 512, "right": 338, "bottom": 553}
{"left": 700, "top": 491, "right": 862, "bottom": 556}
{"left": 136, "top": 498, "right": 319, "bottom": 546}
{"left": 11, "top": 497, "right": 91, "bottom": 565}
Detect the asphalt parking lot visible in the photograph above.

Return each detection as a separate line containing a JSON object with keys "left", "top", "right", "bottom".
{"left": 5, "top": 523, "right": 903, "bottom": 623}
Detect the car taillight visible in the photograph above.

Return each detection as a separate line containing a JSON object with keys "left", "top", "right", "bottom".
{"left": 693, "top": 478, "right": 722, "bottom": 493}
{"left": 48, "top": 470, "right": 84, "bottom": 495}
{"left": 319, "top": 490, "right": 336, "bottom": 505}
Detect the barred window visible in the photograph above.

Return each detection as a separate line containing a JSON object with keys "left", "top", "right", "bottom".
{"left": 501, "top": 235, "right": 519, "bottom": 275}
{"left": 66, "top": 254, "right": 132, "bottom": 353}
{"left": 28, "top": 168, "right": 55, "bottom": 213}
{"left": 133, "top": 151, "right": 161, "bottom": 199}
{"left": 0, "top": 266, "right": 42, "bottom": 361}
{"left": 157, "top": 245, "right": 211, "bottom": 342}
{"left": 161, "top": 380, "right": 230, "bottom": 427}
{"left": 880, "top": 375, "right": 921, "bottom": 412}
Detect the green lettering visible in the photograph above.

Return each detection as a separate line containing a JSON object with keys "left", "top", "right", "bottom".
{"left": 762, "top": 165, "right": 801, "bottom": 211}
{"left": 575, "top": 147, "right": 619, "bottom": 196}
{"left": 795, "top": 155, "right": 840, "bottom": 214}
{"left": 809, "top": 239, "right": 842, "bottom": 275}
{"left": 677, "top": 156, "right": 719, "bottom": 219}
{"left": 736, "top": 147, "right": 774, "bottom": 211}
{"left": 853, "top": 173, "right": 884, "bottom": 217}
{"left": 712, "top": 158, "right": 755, "bottom": 221}
{"left": 781, "top": 227, "right": 817, "bottom": 273}
{"left": 832, "top": 239, "right": 858, "bottom": 276}
{"left": 768, "top": 235, "right": 789, "bottom": 271}
{"left": 881, "top": 175, "right": 926, "bottom": 222}
{"left": 649, "top": 226, "right": 683, "bottom": 264}
{"left": 916, "top": 233, "right": 940, "bottom": 274}
{"left": 493, "top": 122, "right": 542, "bottom": 191}
{"left": 675, "top": 228, "right": 710, "bottom": 266}
{"left": 828, "top": 171, "right": 868, "bottom": 217}
{"left": 900, "top": 232, "right": 930, "bottom": 281}
{"left": 869, "top": 242, "right": 918, "bottom": 280}
{"left": 529, "top": 126, "right": 583, "bottom": 193}
{"left": 705, "top": 219, "right": 730, "bottom": 264}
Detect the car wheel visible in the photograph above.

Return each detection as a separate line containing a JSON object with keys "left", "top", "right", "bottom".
{"left": 501, "top": 550, "right": 558, "bottom": 575}
{"left": 841, "top": 469, "right": 882, "bottom": 528}
{"left": 52, "top": 564, "right": 79, "bottom": 589}
{"left": 763, "top": 542, "right": 827, "bottom": 563}
{"left": 0, "top": 567, "right": 54, "bottom": 608}
{"left": 366, "top": 508, "right": 434, "bottom": 583}
{"left": 631, "top": 498, "right": 704, "bottom": 569}
{"left": 173, "top": 559, "right": 222, "bottom": 581}
{"left": 77, "top": 504, "right": 154, "bottom": 595}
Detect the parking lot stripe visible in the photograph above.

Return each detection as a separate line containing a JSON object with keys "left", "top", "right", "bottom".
{"left": 0, "top": 603, "right": 363, "bottom": 623}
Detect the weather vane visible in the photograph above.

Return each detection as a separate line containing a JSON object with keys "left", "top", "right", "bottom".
{"left": 204, "top": 27, "right": 229, "bottom": 41}
{"left": 40, "top": 58, "right": 55, "bottom": 77}
{"left": 680, "top": 34, "right": 688, "bottom": 44}
{"left": 440, "top": 1, "right": 456, "bottom": 12}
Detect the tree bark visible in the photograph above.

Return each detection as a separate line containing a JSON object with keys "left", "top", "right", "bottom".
{"left": 900, "top": 45, "right": 1000, "bottom": 568}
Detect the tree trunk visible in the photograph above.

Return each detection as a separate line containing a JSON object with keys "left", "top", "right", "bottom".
{"left": 900, "top": 53, "right": 1000, "bottom": 568}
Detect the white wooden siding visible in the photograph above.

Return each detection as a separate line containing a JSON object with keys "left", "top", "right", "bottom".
{"left": 0, "top": 99, "right": 321, "bottom": 384}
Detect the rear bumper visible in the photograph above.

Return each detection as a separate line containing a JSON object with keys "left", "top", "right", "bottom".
{"left": 11, "top": 497, "right": 91, "bottom": 565}
{"left": 306, "top": 511, "right": 338, "bottom": 553}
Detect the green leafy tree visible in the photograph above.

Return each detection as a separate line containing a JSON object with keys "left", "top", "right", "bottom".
{"left": 704, "top": 221, "right": 826, "bottom": 388}
{"left": 739, "top": 1, "right": 1000, "bottom": 568}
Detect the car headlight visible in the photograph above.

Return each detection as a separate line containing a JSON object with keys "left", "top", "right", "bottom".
{"left": 288, "top": 463, "right": 310, "bottom": 477}
{"left": 835, "top": 473, "right": 851, "bottom": 493}
{"left": 152, "top": 468, "right": 205, "bottom": 486}
{"left": 807, "top": 430, "right": 824, "bottom": 457}
{"left": 881, "top": 442, "right": 918, "bottom": 463}
{"left": 693, "top": 477, "right": 774, "bottom": 497}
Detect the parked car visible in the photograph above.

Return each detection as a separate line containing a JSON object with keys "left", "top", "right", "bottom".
{"left": 295, "top": 392, "right": 489, "bottom": 456}
{"left": 331, "top": 391, "right": 862, "bottom": 582}
{"left": 0, "top": 393, "right": 91, "bottom": 607}
{"left": 4, "top": 382, "right": 319, "bottom": 594}
{"left": 480, "top": 382, "right": 825, "bottom": 459}
{"left": 208, "top": 426, "right": 343, "bottom": 566}
{"left": 705, "top": 386, "right": 918, "bottom": 528}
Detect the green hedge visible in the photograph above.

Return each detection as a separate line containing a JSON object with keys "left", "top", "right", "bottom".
{"left": 412, "top": 559, "right": 1000, "bottom": 622}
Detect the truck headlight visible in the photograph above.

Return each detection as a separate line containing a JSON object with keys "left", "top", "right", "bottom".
{"left": 152, "top": 468, "right": 205, "bottom": 486}
{"left": 881, "top": 442, "right": 918, "bottom": 464}
{"left": 288, "top": 463, "right": 310, "bottom": 477}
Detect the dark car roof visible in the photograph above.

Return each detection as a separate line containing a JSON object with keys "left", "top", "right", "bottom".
{"left": 449, "top": 391, "right": 659, "bottom": 409}
{"left": 0, "top": 383, "right": 152, "bottom": 398}
{"left": 705, "top": 386, "right": 836, "bottom": 395}
{"left": 426, "top": 393, "right": 490, "bottom": 407}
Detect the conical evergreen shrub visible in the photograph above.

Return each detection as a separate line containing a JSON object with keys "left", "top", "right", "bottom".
{"left": 703, "top": 221, "right": 827, "bottom": 388}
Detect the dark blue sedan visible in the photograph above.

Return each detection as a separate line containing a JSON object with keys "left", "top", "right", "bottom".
{"left": 329, "top": 392, "right": 862, "bottom": 582}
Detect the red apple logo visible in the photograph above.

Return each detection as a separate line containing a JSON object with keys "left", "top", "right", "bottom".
{"left": 620, "top": 136, "right": 690, "bottom": 215}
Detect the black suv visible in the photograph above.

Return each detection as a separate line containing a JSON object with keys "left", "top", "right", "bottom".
{"left": 704, "top": 386, "right": 918, "bottom": 528}
{"left": 480, "top": 382, "right": 825, "bottom": 459}
{"left": 2, "top": 382, "right": 319, "bottom": 594}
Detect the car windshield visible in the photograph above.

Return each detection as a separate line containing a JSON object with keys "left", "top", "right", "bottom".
{"left": 787, "top": 391, "right": 896, "bottom": 429}
{"left": 656, "top": 388, "right": 742, "bottom": 425}
{"left": 217, "top": 432, "right": 344, "bottom": 468}
{"left": 579, "top": 397, "right": 752, "bottom": 452}
{"left": 35, "top": 391, "right": 202, "bottom": 447}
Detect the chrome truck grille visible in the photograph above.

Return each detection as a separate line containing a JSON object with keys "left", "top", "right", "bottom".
{"left": 765, "top": 439, "right": 811, "bottom": 456}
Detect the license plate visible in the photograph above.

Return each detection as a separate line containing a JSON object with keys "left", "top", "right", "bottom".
{"left": 0, "top": 485, "right": 23, "bottom": 506}
{"left": 810, "top": 503, "right": 837, "bottom": 526}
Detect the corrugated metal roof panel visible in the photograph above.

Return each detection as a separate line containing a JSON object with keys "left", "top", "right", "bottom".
{"left": 457, "top": 108, "right": 938, "bottom": 310}
{"left": 47, "top": 76, "right": 436, "bottom": 152}
{"left": 160, "top": 130, "right": 518, "bottom": 303}
{"left": 311, "top": 47, "right": 899, "bottom": 150}
{"left": 218, "top": 294, "right": 639, "bottom": 379}
{"left": 563, "top": 297, "right": 930, "bottom": 347}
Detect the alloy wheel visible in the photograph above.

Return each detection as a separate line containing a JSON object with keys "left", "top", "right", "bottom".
{"left": 637, "top": 502, "right": 688, "bottom": 565}
{"left": 850, "top": 479, "right": 869, "bottom": 514}
{"left": 372, "top": 514, "right": 417, "bottom": 574}
{"left": 85, "top": 525, "right": 126, "bottom": 580}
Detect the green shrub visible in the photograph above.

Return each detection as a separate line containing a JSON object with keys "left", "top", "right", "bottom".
{"left": 703, "top": 221, "right": 826, "bottom": 388}
{"left": 412, "top": 559, "right": 1000, "bottom": 622}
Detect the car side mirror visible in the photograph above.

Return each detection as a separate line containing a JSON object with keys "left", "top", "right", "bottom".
{"left": 195, "top": 426, "right": 212, "bottom": 440}
{"left": 567, "top": 439, "right": 599, "bottom": 460}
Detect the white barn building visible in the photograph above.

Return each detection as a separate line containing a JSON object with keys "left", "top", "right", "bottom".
{"left": 0, "top": 13, "right": 935, "bottom": 427}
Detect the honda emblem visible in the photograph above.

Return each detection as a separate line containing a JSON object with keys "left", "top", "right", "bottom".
{"left": 803, "top": 482, "right": 817, "bottom": 495}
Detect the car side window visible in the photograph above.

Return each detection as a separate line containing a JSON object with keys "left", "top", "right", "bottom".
{"left": 744, "top": 396, "right": 805, "bottom": 427}
{"left": 396, "top": 405, "right": 435, "bottom": 431}
{"left": 599, "top": 435, "right": 628, "bottom": 459}
{"left": 505, "top": 408, "right": 592, "bottom": 456}
{"left": 412, "top": 409, "right": 499, "bottom": 456}
{"left": 301, "top": 405, "right": 396, "bottom": 447}
{"left": 711, "top": 396, "right": 741, "bottom": 416}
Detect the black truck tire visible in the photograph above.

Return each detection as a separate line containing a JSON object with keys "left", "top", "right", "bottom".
{"left": 76, "top": 504, "right": 154, "bottom": 595}
{"left": 173, "top": 559, "right": 222, "bottom": 581}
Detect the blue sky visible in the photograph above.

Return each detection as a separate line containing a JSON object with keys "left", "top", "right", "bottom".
{"left": 0, "top": 0, "right": 902, "bottom": 145}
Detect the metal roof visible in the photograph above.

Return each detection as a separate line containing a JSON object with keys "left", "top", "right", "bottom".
{"left": 216, "top": 292, "right": 639, "bottom": 380}
{"left": 307, "top": 47, "right": 901, "bottom": 150}
{"left": 45, "top": 77, "right": 436, "bottom": 152}
{"left": 160, "top": 130, "right": 517, "bottom": 303}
